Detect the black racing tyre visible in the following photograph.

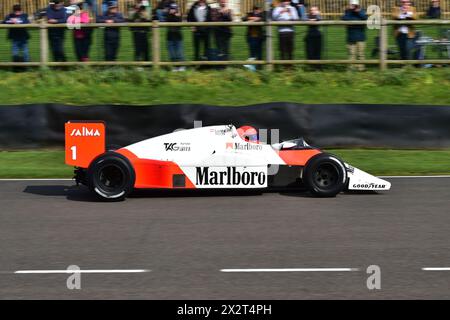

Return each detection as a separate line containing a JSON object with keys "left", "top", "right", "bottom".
{"left": 303, "top": 153, "right": 347, "bottom": 198}
{"left": 87, "top": 152, "right": 135, "bottom": 201}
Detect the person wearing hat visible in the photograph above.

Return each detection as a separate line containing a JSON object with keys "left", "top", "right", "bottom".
{"left": 102, "top": 1, "right": 118, "bottom": 15}
{"left": 3, "top": 4, "right": 30, "bottom": 63}
{"left": 155, "top": 0, "right": 174, "bottom": 22}
{"left": 342, "top": 0, "right": 368, "bottom": 71}
{"left": 46, "top": 0, "right": 68, "bottom": 62}
{"left": 129, "top": 3, "right": 151, "bottom": 61}
{"left": 98, "top": 3, "right": 125, "bottom": 61}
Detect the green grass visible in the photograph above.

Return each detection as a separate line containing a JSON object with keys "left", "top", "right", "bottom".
{"left": 0, "top": 149, "right": 448, "bottom": 178}
{"left": 0, "top": 67, "right": 449, "bottom": 105}
{"left": 0, "top": 24, "right": 448, "bottom": 106}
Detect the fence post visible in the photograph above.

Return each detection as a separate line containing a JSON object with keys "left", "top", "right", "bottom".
{"left": 265, "top": 23, "right": 274, "bottom": 71}
{"left": 379, "top": 18, "right": 388, "bottom": 71}
{"left": 152, "top": 20, "right": 161, "bottom": 70}
{"left": 39, "top": 20, "right": 49, "bottom": 69}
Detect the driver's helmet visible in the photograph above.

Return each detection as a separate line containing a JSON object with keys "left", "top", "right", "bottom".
{"left": 237, "top": 126, "right": 259, "bottom": 143}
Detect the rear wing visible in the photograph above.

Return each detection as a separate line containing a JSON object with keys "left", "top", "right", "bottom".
{"left": 65, "top": 121, "right": 106, "bottom": 168}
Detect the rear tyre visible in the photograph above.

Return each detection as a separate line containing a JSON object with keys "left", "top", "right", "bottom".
{"left": 303, "top": 153, "right": 347, "bottom": 197}
{"left": 87, "top": 152, "right": 135, "bottom": 201}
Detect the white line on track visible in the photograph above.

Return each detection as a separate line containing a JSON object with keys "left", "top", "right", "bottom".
{"left": 220, "top": 268, "right": 360, "bottom": 272}
{"left": 378, "top": 175, "right": 450, "bottom": 178}
{"left": 14, "top": 269, "right": 151, "bottom": 274}
{"left": 422, "top": 267, "right": 450, "bottom": 271}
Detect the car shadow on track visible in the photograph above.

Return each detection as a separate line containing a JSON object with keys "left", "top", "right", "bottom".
{"left": 23, "top": 185, "right": 104, "bottom": 202}
{"left": 24, "top": 185, "right": 311, "bottom": 202}
{"left": 23, "top": 185, "right": 381, "bottom": 202}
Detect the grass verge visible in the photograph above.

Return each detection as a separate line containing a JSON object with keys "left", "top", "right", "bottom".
{"left": 0, "top": 149, "right": 448, "bottom": 179}
{"left": 0, "top": 67, "right": 449, "bottom": 106}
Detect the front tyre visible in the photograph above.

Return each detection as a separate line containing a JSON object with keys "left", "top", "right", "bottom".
{"left": 87, "top": 152, "right": 135, "bottom": 201}
{"left": 303, "top": 153, "right": 347, "bottom": 198}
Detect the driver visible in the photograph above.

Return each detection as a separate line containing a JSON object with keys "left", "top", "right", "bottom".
{"left": 237, "top": 125, "right": 259, "bottom": 143}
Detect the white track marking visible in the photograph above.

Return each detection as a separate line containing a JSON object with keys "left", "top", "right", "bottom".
{"left": 14, "top": 269, "right": 150, "bottom": 274}
{"left": 422, "top": 267, "right": 450, "bottom": 271}
{"left": 378, "top": 176, "right": 450, "bottom": 178}
{"left": 220, "top": 268, "right": 360, "bottom": 272}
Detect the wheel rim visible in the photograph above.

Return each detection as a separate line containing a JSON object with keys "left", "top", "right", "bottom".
{"left": 97, "top": 164, "right": 126, "bottom": 193}
{"left": 313, "top": 162, "right": 340, "bottom": 190}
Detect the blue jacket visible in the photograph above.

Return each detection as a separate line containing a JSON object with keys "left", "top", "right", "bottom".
{"left": 3, "top": 13, "right": 30, "bottom": 41}
{"left": 46, "top": 6, "right": 67, "bottom": 23}
{"left": 98, "top": 12, "right": 125, "bottom": 38}
{"left": 342, "top": 9, "right": 367, "bottom": 43}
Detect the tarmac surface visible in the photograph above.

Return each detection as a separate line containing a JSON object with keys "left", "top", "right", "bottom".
{"left": 0, "top": 177, "right": 449, "bottom": 299}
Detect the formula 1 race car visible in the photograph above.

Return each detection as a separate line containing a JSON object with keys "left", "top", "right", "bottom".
{"left": 65, "top": 121, "right": 391, "bottom": 201}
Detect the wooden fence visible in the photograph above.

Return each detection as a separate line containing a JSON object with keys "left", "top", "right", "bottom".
{"left": 0, "top": 19, "right": 448, "bottom": 70}
{"left": 0, "top": 0, "right": 449, "bottom": 20}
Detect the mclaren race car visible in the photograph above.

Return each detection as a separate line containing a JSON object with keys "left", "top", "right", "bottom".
{"left": 65, "top": 121, "right": 391, "bottom": 200}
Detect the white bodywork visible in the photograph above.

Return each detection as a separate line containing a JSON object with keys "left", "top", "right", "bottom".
{"left": 124, "top": 125, "right": 391, "bottom": 191}
{"left": 125, "top": 125, "right": 283, "bottom": 167}
{"left": 345, "top": 164, "right": 391, "bottom": 191}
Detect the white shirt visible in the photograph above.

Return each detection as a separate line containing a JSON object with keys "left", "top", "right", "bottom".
{"left": 272, "top": 5, "right": 299, "bottom": 33}
{"left": 194, "top": 5, "right": 208, "bottom": 22}
{"left": 398, "top": 9, "right": 413, "bottom": 34}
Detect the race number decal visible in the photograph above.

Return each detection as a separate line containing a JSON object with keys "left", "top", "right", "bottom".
{"left": 65, "top": 121, "right": 105, "bottom": 168}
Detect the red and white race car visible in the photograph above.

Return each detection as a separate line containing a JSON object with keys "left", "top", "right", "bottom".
{"left": 65, "top": 121, "right": 391, "bottom": 201}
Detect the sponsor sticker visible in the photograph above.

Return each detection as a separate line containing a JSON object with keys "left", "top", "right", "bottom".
{"left": 225, "top": 142, "right": 263, "bottom": 151}
{"left": 164, "top": 142, "right": 191, "bottom": 152}
{"left": 210, "top": 128, "right": 231, "bottom": 136}
{"left": 352, "top": 183, "right": 386, "bottom": 190}
{"left": 70, "top": 127, "right": 101, "bottom": 137}
{"left": 194, "top": 166, "right": 267, "bottom": 188}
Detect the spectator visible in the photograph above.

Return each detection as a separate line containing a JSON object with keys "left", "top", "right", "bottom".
{"left": 166, "top": 3, "right": 185, "bottom": 71}
{"left": 3, "top": 4, "right": 30, "bottom": 63}
{"left": 47, "top": 0, "right": 68, "bottom": 62}
{"left": 242, "top": 5, "right": 266, "bottom": 61}
{"left": 426, "top": 0, "right": 441, "bottom": 19}
{"left": 392, "top": 0, "right": 417, "bottom": 60}
{"left": 304, "top": 6, "right": 322, "bottom": 66}
{"left": 84, "top": 0, "right": 98, "bottom": 20}
{"left": 272, "top": 1, "right": 299, "bottom": 62}
{"left": 211, "top": 0, "right": 233, "bottom": 61}
{"left": 66, "top": 0, "right": 80, "bottom": 16}
{"left": 291, "top": 0, "right": 307, "bottom": 20}
{"left": 98, "top": 4, "right": 125, "bottom": 61}
{"left": 342, "top": 0, "right": 368, "bottom": 71}
{"left": 67, "top": 3, "right": 92, "bottom": 62}
{"left": 187, "top": 0, "right": 212, "bottom": 61}
{"left": 102, "top": 1, "right": 118, "bottom": 15}
{"left": 129, "top": 4, "right": 151, "bottom": 61}
{"left": 155, "top": 0, "right": 174, "bottom": 22}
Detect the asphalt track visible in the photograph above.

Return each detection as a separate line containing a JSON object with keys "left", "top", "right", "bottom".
{"left": 0, "top": 177, "right": 449, "bottom": 299}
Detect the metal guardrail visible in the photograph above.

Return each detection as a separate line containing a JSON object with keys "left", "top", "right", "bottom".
{"left": 0, "top": 20, "right": 449, "bottom": 70}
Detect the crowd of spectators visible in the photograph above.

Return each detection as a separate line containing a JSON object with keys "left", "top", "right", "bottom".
{"left": 1, "top": 0, "right": 446, "bottom": 69}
